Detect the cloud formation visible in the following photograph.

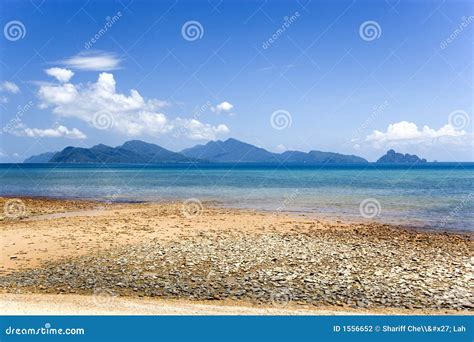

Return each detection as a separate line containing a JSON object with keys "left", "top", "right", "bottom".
{"left": 0, "top": 81, "right": 20, "bottom": 94}
{"left": 175, "top": 119, "right": 230, "bottom": 140}
{"left": 212, "top": 101, "right": 234, "bottom": 115}
{"left": 45, "top": 67, "right": 74, "bottom": 83}
{"left": 38, "top": 71, "right": 229, "bottom": 140}
{"left": 59, "top": 51, "right": 121, "bottom": 71}
{"left": 14, "top": 125, "right": 86, "bottom": 139}
{"left": 365, "top": 121, "right": 466, "bottom": 148}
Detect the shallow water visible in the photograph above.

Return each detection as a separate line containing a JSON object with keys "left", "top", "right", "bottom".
{"left": 1, "top": 163, "right": 473, "bottom": 232}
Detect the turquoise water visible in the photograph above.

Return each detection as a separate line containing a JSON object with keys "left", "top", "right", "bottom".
{"left": 1, "top": 163, "right": 473, "bottom": 232}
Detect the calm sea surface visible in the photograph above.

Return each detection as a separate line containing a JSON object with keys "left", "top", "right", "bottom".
{"left": 1, "top": 163, "right": 473, "bottom": 232}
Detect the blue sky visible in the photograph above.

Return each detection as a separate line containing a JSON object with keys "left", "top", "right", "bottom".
{"left": 0, "top": 0, "right": 472, "bottom": 162}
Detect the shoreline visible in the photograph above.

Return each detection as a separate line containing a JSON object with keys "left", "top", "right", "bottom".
{"left": 1, "top": 194, "right": 472, "bottom": 236}
{"left": 1, "top": 196, "right": 472, "bottom": 315}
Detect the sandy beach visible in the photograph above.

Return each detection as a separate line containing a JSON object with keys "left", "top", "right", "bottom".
{"left": 1, "top": 196, "right": 472, "bottom": 315}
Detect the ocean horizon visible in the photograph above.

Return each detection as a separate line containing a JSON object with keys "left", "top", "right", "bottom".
{"left": 2, "top": 162, "right": 473, "bottom": 232}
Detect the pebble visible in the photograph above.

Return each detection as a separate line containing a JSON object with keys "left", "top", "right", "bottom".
{"left": 0, "top": 227, "right": 472, "bottom": 311}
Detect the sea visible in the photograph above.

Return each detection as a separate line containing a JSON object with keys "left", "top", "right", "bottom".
{"left": 1, "top": 163, "right": 473, "bottom": 232}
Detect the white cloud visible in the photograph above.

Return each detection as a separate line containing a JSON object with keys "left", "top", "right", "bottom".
{"left": 0, "top": 96, "right": 8, "bottom": 104}
{"left": 38, "top": 83, "right": 78, "bottom": 107}
{"left": 212, "top": 101, "right": 234, "bottom": 114}
{"left": 275, "top": 144, "right": 287, "bottom": 152}
{"left": 37, "top": 71, "right": 229, "bottom": 140}
{"left": 59, "top": 51, "right": 121, "bottom": 71}
{"left": 0, "top": 81, "right": 20, "bottom": 94}
{"left": 45, "top": 67, "right": 74, "bottom": 83}
{"left": 175, "top": 119, "right": 229, "bottom": 140}
{"left": 15, "top": 125, "right": 86, "bottom": 139}
{"left": 366, "top": 121, "right": 466, "bottom": 148}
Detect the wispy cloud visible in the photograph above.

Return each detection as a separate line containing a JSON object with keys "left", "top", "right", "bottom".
{"left": 0, "top": 81, "right": 20, "bottom": 94}
{"left": 14, "top": 125, "right": 86, "bottom": 139}
{"left": 256, "top": 64, "right": 296, "bottom": 72}
{"left": 59, "top": 51, "right": 121, "bottom": 71}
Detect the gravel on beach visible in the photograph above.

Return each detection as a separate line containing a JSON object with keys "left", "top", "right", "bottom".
{"left": 1, "top": 218, "right": 472, "bottom": 311}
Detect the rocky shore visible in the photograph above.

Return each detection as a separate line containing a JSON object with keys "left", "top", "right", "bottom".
{"left": 0, "top": 197, "right": 472, "bottom": 313}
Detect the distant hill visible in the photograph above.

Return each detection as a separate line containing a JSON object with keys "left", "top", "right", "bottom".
{"left": 280, "top": 150, "right": 368, "bottom": 164}
{"left": 120, "top": 140, "right": 196, "bottom": 163}
{"left": 181, "top": 138, "right": 368, "bottom": 164}
{"left": 50, "top": 144, "right": 145, "bottom": 163}
{"left": 48, "top": 141, "right": 198, "bottom": 164}
{"left": 24, "top": 138, "right": 370, "bottom": 164}
{"left": 181, "top": 138, "right": 276, "bottom": 163}
{"left": 23, "top": 152, "right": 56, "bottom": 163}
{"left": 376, "top": 149, "right": 427, "bottom": 163}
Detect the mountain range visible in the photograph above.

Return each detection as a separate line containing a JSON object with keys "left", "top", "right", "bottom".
{"left": 23, "top": 138, "right": 426, "bottom": 164}
{"left": 47, "top": 140, "right": 201, "bottom": 164}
